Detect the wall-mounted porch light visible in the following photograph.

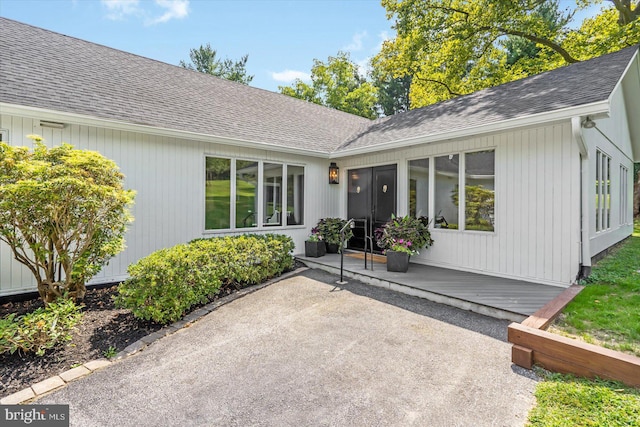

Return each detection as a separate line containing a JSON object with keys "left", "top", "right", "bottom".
{"left": 329, "top": 162, "right": 339, "bottom": 184}
{"left": 581, "top": 116, "right": 596, "bottom": 129}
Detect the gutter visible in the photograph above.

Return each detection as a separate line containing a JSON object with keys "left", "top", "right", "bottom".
{"left": 571, "top": 117, "right": 591, "bottom": 278}
{"left": 330, "top": 100, "right": 610, "bottom": 158}
{"left": 0, "top": 103, "right": 332, "bottom": 159}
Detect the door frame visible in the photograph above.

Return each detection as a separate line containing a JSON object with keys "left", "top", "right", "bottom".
{"left": 346, "top": 163, "right": 398, "bottom": 251}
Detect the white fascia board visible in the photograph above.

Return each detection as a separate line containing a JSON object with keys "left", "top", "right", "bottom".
{"left": 607, "top": 49, "right": 639, "bottom": 106}
{"left": 0, "top": 103, "right": 331, "bottom": 159}
{"left": 330, "top": 100, "right": 611, "bottom": 158}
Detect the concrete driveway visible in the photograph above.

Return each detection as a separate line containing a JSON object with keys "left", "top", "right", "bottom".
{"left": 39, "top": 269, "right": 539, "bottom": 426}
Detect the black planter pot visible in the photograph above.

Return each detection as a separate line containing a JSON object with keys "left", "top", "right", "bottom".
{"left": 386, "top": 250, "right": 410, "bottom": 272}
{"left": 305, "top": 241, "right": 326, "bottom": 258}
{"left": 325, "top": 243, "right": 340, "bottom": 254}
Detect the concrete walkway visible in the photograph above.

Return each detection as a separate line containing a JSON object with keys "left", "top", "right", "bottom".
{"left": 38, "top": 269, "right": 539, "bottom": 426}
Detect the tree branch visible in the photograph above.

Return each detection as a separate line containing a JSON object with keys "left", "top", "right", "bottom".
{"left": 492, "top": 27, "right": 579, "bottom": 63}
{"left": 413, "top": 75, "right": 463, "bottom": 97}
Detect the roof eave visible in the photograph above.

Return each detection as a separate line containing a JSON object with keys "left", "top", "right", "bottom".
{"left": 0, "top": 103, "right": 332, "bottom": 159}
{"left": 330, "top": 100, "right": 611, "bottom": 158}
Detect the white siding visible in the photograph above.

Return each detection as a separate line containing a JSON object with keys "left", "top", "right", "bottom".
{"left": 0, "top": 115, "right": 330, "bottom": 296}
{"left": 337, "top": 122, "right": 582, "bottom": 287}
{"left": 585, "top": 85, "right": 635, "bottom": 256}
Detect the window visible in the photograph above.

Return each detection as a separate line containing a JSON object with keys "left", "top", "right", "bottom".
{"left": 205, "top": 157, "right": 304, "bottom": 231}
{"left": 263, "top": 163, "right": 283, "bottom": 226}
{"left": 620, "top": 165, "right": 629, "bottom": 225}
{"left": 287, "top": 165, "right": 304, "bottom": 225}
{"left": 408, "top": 158, "right": 429, "bottom": 219}
{"left": 236, "top": 160, "right": 259, "bottom": 229}
{"left": 205, "top": 157, "right": 231, "bottom": 230}
{"left": 595, "top": 149, "right": 611, "bottom": 232}
{"left": 435, "top": 154, "right": 459, "bottom": 229}
{"left": 465, "top": 150, "right": 495, "bottom": 231}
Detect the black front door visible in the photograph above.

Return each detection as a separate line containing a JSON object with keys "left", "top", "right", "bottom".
{"left": 347, "top": 164, "right": 397, "bottom": 252}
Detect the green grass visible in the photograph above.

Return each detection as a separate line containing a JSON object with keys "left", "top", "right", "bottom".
{"left": 549, "top": 220, "right": 640, "bottom": 357}
{"left": 205, "top": 180, "right": 257, "bottom": 230}
{"left": 528, "top": 371, "right": 640, "bottom": 426}
{"left": 528, "top": 221, "right": 640, "bottom": 425}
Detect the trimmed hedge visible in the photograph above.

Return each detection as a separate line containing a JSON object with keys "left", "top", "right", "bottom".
{"left": 0, "top": 298, "right": 83, "bottom": 356}
{"left": 115, "top": 234, "right": 294, "bottom": 324}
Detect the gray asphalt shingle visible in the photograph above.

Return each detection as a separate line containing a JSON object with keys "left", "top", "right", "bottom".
{"left": 337, "top": 45, "right": 638, "bottom": 152}
{"left": 1, "top": 18, "right": 637, "bottom": 155}
{"left": 0, "top": 18, "right": 369, "bottom": 154}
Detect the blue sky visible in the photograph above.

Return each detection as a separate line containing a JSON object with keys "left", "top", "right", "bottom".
{"left": 1, "top": 0, "right": 603, "bottom": 93}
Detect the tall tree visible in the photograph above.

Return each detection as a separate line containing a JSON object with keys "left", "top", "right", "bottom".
{"left": 279, "top": 51, "right": 379, "bottom": 119}
{"left": 371, "top": 70, "right": 412, "bottom": 116}
{"left": 180, "top": 43, "right": 254, "bottom": 85}
{"left": 375, "top": 0, "right": 640, "bottom": 108}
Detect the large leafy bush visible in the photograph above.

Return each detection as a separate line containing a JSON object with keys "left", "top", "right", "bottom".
{"left": 0, "top": 298, "right": 83, "bottom": 356}
{"left": 375, "top": 215, "right": 433, "bottom": 254}
{"left": 116, "top": 234, "right": 294, "bottom": 324}
{"left": 0, "top": 136, "right": 135, "bottom": 303}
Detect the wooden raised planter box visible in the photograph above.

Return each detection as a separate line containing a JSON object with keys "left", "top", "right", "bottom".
{"left": 508, "top": 284, "right": 640, "bottom": 387}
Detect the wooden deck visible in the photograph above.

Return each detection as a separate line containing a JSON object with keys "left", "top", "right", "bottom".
{"left": 297, "top": 252, "right": 567, "bottom": 322}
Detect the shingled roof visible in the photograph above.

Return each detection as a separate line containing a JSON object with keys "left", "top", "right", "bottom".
{"left": 338, "top": 45, "right": 638, "bottom": 153}
{"left": 0, "top": 18, "right": 369, "bottom": 154}
{"left": 1, "top": 18, "right": 637, "bottom": 157}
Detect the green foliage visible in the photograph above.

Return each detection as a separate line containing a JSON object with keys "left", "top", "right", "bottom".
{"left": 180, "top": 43, "right": 254, "bottom": 85}
{"left": 103, "top": 345, "right": 117, "bottom": 359}
{"left": 0, "top": 298, "right": 83, "bottom": 356}
{"left": 314, "top": 218, "right": 354, "bottom": 246}
{"left": 375, "top": 215, "right": 433, "bottom": 255}
{"left": 451, "top": 185, "right": 495, "bottom": 231}
{"left": 0, "top": 136, "right": 135, "bottom": 303}
{"left": 116, "top": 234, "right": 294, "bottom": 324}
{"left": 528, "top": 371, "right": 640, "bottom": 426}
{"left": 553, "top": 226, "right": 640, "bottom": 357}
{"left": 376, "top": 0, "right": 640, "bottom": 108}
{"left": 279, "top": 51, "right": 379, "bottom": 119}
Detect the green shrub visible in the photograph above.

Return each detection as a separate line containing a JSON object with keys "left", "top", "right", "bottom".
{"left": 116, "top": 234, "right": 294, "bottom": 324}
{"left": 0, "top": 298, "right": 83, "bottom": 356}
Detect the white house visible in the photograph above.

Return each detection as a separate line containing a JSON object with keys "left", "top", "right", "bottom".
{"left": 1, "top": 18, "right": 638, "bottom": 296}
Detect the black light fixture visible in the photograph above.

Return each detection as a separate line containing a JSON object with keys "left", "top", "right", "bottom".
{"left": 329, "top": 162, "right": 339, "bottom": 184}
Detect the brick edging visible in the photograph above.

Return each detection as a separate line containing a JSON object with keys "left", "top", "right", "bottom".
{"left": 0, "top": 267, "right": 308, "bottom": 405}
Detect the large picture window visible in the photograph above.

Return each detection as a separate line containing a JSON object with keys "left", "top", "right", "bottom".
{"left": 263, "top": 163, "right": 283, "bottom": 226}
{"left": 236, "top": 160, "right": 259, "bottom": 229}
{"left": 620, "top": 165, "right": 629, "bottom": 225}
{"left": 409, "top": 158, "right": 429, "bottom": 219}
{"left": 205, "top": 157, "right": 304, "bottom": 231}
{"left": 414, "top": 149, "right": 495, "bottom": 232}
{"left": 595, "top": 150, "right": 611, "bottom": 232}
{"left": 287, "top": 165, "right": 304, "bottom": 225}
{"left": 464, "top": 150, "right": 495, "bottom": 231}
{"left": 435, "top": 154, "right": 459, "bottom": 229}
{"left": 205, "top": 157, "right": 231, "bottom": 230}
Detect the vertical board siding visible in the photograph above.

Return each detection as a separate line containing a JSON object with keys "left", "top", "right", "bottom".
{"left": 0, "top": 115, "right": 332, "bottom": 296}
{"left": 339, "top": 122, "right": 581, "bottom": 287}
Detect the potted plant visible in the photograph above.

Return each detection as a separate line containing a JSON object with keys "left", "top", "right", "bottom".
{"left": 375, "top": 215, "right": 434, "bottom": 272}
{"left": 315, "top": 218, "right": 353, "bottom": 253}
{"left": 304, "top": 229, "right": 326, "bottom": 258}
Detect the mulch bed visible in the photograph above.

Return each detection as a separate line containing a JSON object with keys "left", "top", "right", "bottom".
{"left": 0, "top": 285, "right": 165, "bottom": 397}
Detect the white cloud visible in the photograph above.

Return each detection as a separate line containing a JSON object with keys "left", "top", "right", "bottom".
{"left": 101, "top": 0, "right": 189, "bottom": 25}
{"left": 146, "top": 0, "right": 190, "bottom": 25}
{"left": 271, "top": 70, "right": 311, "bottom": 83}
{"left": 101, "top": 0, "right": 141, "bottom": 20}
{"left": 376, "top": 30, "right": 391, "bottom": 51}
{"left": 343, "top": 31, "right": 367, "bottom": 52}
